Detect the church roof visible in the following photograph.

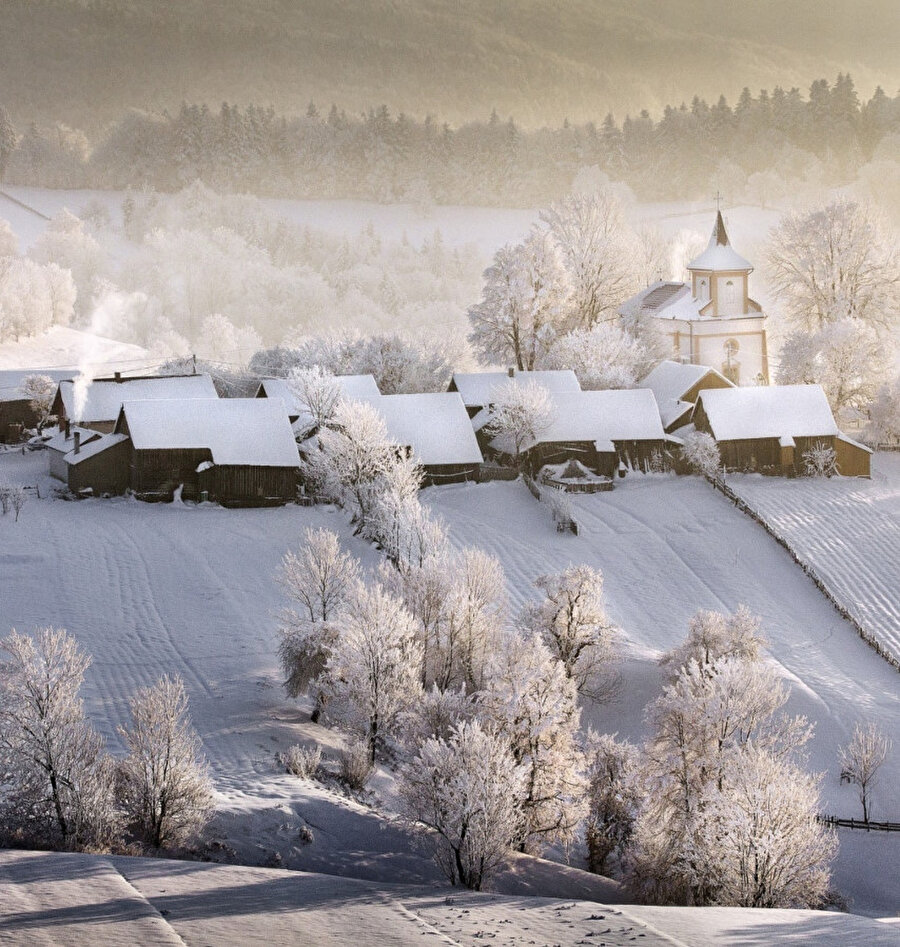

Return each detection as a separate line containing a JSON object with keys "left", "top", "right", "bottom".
{"left": 687, "top": 211, "right": 752, "bottom": 272}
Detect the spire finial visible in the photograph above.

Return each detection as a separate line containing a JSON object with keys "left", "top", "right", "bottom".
{"left": 714, "top": 189, "right": 723, "bottom": 212}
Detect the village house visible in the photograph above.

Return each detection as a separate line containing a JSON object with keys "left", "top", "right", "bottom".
{"left": 375, "top": 392, "right": 484, "bottom": 484}
{"left": 640, "top": 360, "right": 735, "bottom": 433}
{"left": 620, "top": 211, "right": 769, "bottom": 385}
{"left": 45, "top": 424, "right": 102, "bottom": 480}
{"left": 489, "top": 388, "right": 669, "bottom": 477}
{"left": 0, "top": 369, "right": 73, "bottom": 442}
{"left": 448, "top": 369, "right": 581, "bottom": 417}
{"left": 692, "top": 384, "right": 872, "bottom": 477}
{"left": 52, "top": 372, "right": 219, "bottom": 433}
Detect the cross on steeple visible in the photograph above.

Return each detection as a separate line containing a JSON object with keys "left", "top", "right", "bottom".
{"left": 714, "top": 190, "right": 723, "bottom": 212}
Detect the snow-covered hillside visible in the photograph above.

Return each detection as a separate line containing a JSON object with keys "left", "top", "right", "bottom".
{"left": 0, "top": 450, "right": 897, "bottom": 916}
{"left": 0, "top": 325, "right": 152, "bottom": 372}
{"left": 728, "top": 454, "right": 900, "bottom": 665}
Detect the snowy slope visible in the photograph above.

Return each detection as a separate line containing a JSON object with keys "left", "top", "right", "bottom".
{"left": 1, "top": 450, "right": 898, "bottom": 915}
{"left": 727, "top": 454, "right": 900, "bottom": 665}
{"left": 1, "top": 850, "right": 897, "bottom": 947}
{"left": 0, "top": 325, "right": 153, "bottom": 373}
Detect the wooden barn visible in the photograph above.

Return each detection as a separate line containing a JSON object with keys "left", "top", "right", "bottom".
{"left": 449, "top": 369, "right": 580, "bottom": 418}
{"left": 53, "top": 373, "right": 219, "bottom": 433}
{"left": 692, "top": 385, "right": 872, "bottom": 477}
{"left": 640, "top": 360, "right": 734, "bottom": 433}
{"left": 489, "top": 388, "right": 669, "bottom": 476}
{"left": 113, "top": 398, "right": 301, "bottom": 504}
{"left": 0, "top": 370, "right": 73, "bottom": 443}
{"left": 375, "top": 392, "right": 483, "bottom": 484}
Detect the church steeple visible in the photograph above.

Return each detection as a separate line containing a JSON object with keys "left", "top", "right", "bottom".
{"left": 711, "top": 209, "right": 729, "bottom": 246}
{"left": 687, "top": 211, "right": 752, "bottom": 273}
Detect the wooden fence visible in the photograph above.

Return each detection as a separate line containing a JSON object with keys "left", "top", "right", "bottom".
{"left": 709, "top": 474, "right": 900, "bottom": 674}
{"left": 818, "top": 814, "right": 900, "bottom": 832}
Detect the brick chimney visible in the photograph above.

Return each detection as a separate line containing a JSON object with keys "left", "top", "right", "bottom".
{"left": 114, "top": 371, "right": 122, "bottom": 383}
{"left": 73, "top": 432, "right": 80, "bottom": 455}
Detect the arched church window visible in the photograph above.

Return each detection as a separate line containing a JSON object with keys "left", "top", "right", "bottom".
{"left": 724, "top": 279, "right": 739, "bottom": 309}
{"left": 698, "top": 277, "right": 708, "bottom": 300}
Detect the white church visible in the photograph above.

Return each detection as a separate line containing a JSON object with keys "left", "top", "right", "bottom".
{"left": 620, "top": 211, "right": 769, "bottom": 385}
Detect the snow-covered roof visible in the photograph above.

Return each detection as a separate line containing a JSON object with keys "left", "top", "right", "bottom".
{"left": 257, "top": 375, "right": 381, "bottom": 432}
{"left": 44, "top": 425, "right": 100, "bottom": 454}
{"left": 376, "top": 392, "right": 483, "bottom": 466}
{"left": 687, "top": 211, "right": 753, "bottom": 272}
{"left": 618, "top": 281, "right": 707, "bottom": 322}
{"left": 492, "top": 389, "right": 666, "bottom": 454}
{"left": 640, "top": 361, "right": 734, "bottom": 429}
{"left": 58, "top": 374, "right": 218, "bottom": 423}
{"left": 0, "top": 369, "right": 75, "bottom": 403}
{"left": 65, "top": 433, "right": 129, "bottom": 466}
{"left": 450, "top": 370, "right": 581, "bottom": 408}
{"left": 117, "top": 399, "right": 300, "bottom": 467}
{"left": 695, "top": 385, "right": 839, "bottom": 442}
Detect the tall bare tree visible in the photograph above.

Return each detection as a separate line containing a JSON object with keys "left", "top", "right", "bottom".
{"left": 839, "top": 721, "right": 891, "bottom": 823}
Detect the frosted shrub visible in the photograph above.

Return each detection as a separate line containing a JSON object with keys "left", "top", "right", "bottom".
{"left": 802, "top": 443, "right": 838, "bottom": 478}
{"left": 280, "top": 744, "right": 322, "bottom": 780}
{"left": 339, "top": 740, "right": 373, "bottom": 790}
{"left": 681, "top": 431, "right": 720, "bottom": 479}
{"left": 545, "top": 487, "right": 572, "bottom": 525}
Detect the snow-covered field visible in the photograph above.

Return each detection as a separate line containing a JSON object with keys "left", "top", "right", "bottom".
{"left": 4, "top": 851, "right": 898, "bottom": 947}
{"left": 0, "top": 325, "right": 153, "bottom": 373}
{"left": 727, "top": 454, "right": 900, "bottom": 666}
{"left": 1, "top": 448, "right": 898, "bottom": 918}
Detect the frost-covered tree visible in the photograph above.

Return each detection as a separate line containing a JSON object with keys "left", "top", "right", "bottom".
{"left": 584, "top": 732, "right": 640, "bottom": 875}
{"left": 681, "top": 431, "right": 720, "bottom": 479}
{"left": 540, "top": 190, "right": 643, "bottom": 330}
{"left": 766, "top": 199, "right": 900, "bottom": 334}
{"left": 468, "top": 230, "right": 570, "bottom": 371}
{"left": 0, "top": 218, "right": 18, "bottom": 257}
{"left": 629, "top": 609, "right": 824, "bottom": 907}
{"left": 118, "top": 675, "right": 214, "bottom": 849}
{"left": 839, "top": 721, "right": 891, "bottom": 823}
{"left": 287, "top": 365, "right": 342, "bottom": 436}
{"left": 777, "top": 319, "right": 886, "bottom": 415}
{"left": 540, "top": 322, "right": 649, "bottom": 390}
{"left": 399, "top": 720, "right": 526, "bottom": 890}
{"left": 479, "top": 631, "right": 586, "bottom": 853}
{"left": 802, "top": 443, "right": 838, "bottom": 478}
{"left": 277, "top": 528, "right": 360, "bottom": 717}
{"left": 322, "top": 582, "right": 423, "bottom": 763}
{"left": 0, "top": 627, "right": 118, "bottom": 850}
{"left": 523, "top": 565, "right": 617, "bottom": 701}
{"left": 484, "top": 379, "right": 554, "bottom": 465}
{"left": 866, "top": 375, "right": 900, "bottom": 446}
{"left": 22, "top": 373, "right": 57, "bottom": 431}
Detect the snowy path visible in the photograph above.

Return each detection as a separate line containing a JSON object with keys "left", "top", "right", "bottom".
{"left": 728, "top": 454, "right": 900, "bottom": 665}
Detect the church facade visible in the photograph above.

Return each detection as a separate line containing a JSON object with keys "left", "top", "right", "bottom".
{"left": 620, "top": 211, "right": 769, "bottom": 385}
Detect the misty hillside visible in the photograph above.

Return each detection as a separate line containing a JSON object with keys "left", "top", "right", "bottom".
{"left": 2, "top": 0, "right": 898, "bottom": 130}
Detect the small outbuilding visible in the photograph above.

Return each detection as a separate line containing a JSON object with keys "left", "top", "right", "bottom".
{"left": 692, "top": 384, "right": 872, "bottom": 477}
{"left": 640, "top": 360, "right": 734, "bottom": 433}
{"left": 114, "top": 398, "right": 301, "bottom": 504}
{"left": 53, "top": 373, "right": 219, "bottom": 433}
{"left": 64, "top": 434, "right": 132, "bottom": 496}
{"left": 45, "top": 425, "right": 103, "bottom": 481}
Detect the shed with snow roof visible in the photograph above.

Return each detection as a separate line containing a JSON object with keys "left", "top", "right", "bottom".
{"left": 53, "top": 373, "right": 219, "bottom": 433}
{"left": 375, "top": 392, "right": 483, "bottom": 484}
{"left": 692, "top": 384, "right": 871, "bottom": 477}
{"left": 640, "top": 360, "right": 734, "bottom": 433}
{"left": 114, "top": 398, "right": 300, "bottom": 504}
{"left": 489, "top": 388, "right": 668, "bottom": 476}
{"left": 45, "top": 424, "right": 102, "bottom": 481}
{"left": 64, "top": 433, "right": 132, "bottom": 496}
{"left": 449, "top": 369, "right": 581, "bottom": 417}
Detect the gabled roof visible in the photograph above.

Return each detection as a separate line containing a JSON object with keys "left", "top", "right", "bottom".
{"left": 687, "top": 211, "right": 753, "bottom": 272}
{"left": 257, "top": 375, "right": 381, "bottom": 431}
{"left": 44, "top": 425, "right": 101, "bottom": 454}
{"left": 695, "top": 385, "right": 839, "bottom": 442}
{"left": 376, "top": 392, "right": 483, "bottom": 466}
{"left": 0, "top": 369, "right": 75, "bottom": 403}
{"left": 640, "top": 361, "right": 735, "bottom": 429}
{"left": 116, "top": 399, "right": 300, "bottom": 467}
{"left": 57, "top": 374, "right": 218, "bottom": 424}
{"left": 618, "top": 281, "right": 705, "bottom": 322}
{"left": 491, "top": 388, "right": 665, "bottom": 454}
{"left": 450, "top": 370, "right": 580, "bottom": 408}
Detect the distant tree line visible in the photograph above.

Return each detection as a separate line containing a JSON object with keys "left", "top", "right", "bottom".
{"left": 2, "top": 74, "right": 898, "bottom": 205}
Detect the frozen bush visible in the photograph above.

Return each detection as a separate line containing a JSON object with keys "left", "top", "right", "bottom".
{"left": 280, "top": 744, "right": 322, "bottom": 780}
{"left": 339, "top": 740, "right": 373, "bottom": 790}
